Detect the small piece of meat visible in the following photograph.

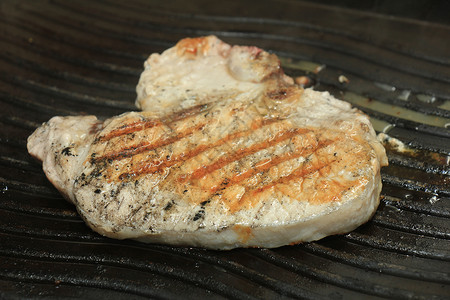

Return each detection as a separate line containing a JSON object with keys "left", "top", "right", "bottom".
{"left": 28, "top": 36, "right": 388, "bottom": 250}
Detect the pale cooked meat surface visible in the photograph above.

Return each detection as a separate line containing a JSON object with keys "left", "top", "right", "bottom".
{"left": 28, "top": 36, "right": 388, "bottom": 249}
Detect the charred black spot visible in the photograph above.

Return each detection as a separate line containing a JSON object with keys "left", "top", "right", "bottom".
{"left": 216, "top": 226, "right": 228, "bottom": 233}
{"left": 90, "top": 168, "right": 103, "bottom": 178}
{"left": 61, "top": 147, "right": 75, "bottom": 156}
{"left": 164, "top": 201, "right": 173, "bottom": 211}
{"left": 89, "top": 157, "right": 96, "bottom": 164}
{"left": 193, "top": 209, "right": 205, "bottom": 221}
{"left": 183, "top": 189, "right": 188, "bottom": 194}
{"left": 94, "top": 189, "right": 101, "bottom": 194}
{"left": 200, "top": 200, "right": 210, "bottom": 206}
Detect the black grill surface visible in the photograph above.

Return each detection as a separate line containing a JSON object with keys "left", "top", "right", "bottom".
{"left": 1, "top": 1, "right": 449, "bottom": 299}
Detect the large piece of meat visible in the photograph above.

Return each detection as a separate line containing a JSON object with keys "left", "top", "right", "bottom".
{"left": 27, "top": 36, "right": 388, "bottom": 249}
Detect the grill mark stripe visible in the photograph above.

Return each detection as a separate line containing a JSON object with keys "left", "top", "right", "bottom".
{"left": 118, "top": 118, "right": 282, "bottom": 180}
{"left": 100, "top": 122, "right": 207, "bottom": 163}
{"left": 96, "top": 120, "right": 162, "bottom": 143}
{"left": 209, "top": 138, "right": 335, "bottom": 196}
{"left": 95, "top": 104, "right": 210, "bottom": 144}
{"left": 251, "top": 147, "right": 337, "bottom": 196}
{"left": 188, "top": 128, "right": 311, "bottom": 181}
{"left": 219, "top": 140, "right": 337, "bottom": 212}
{"left": 166, "top": 103, "right": 210, "bottom": 123}
{"left": 118, "top": 143, "right": 205, "bottom": 180}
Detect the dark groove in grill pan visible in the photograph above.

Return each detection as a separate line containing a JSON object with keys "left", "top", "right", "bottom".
{"left": 53, "top": 0, "right": 450, "bottom": 81}
{"left": 303, "top": 241, "right": 450, "bottom": 284}
{"left": 253, "top": 248, "right": 448, "bottom": 299}
{"left": 98, "top": 0, "right": 450, "bottom": 66}
{"left": 0, "top": 73, "right": 136, "bottom": 111}
{"left": 8, "top": 0, "right": 450, "bottom": 102}
{"left": 1, "top": 0, "right": 449, "bottom": 299}
{"left": 0, "top": 255, "right": 232, "bottom": 299}
{"left": 0, "top": 49, "right": 135, "bottom": 94}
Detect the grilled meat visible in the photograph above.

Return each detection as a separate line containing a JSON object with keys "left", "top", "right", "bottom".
{"left": 28, "top": 36, "right": 387, "bottom": 249}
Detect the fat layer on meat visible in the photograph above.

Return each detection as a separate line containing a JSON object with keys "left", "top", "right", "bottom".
{"left": 28, "top": 36, "right": 388, "bottom": 249}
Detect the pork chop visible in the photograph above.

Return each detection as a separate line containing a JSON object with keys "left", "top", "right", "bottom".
{"left": 27, "top": 36, "right": 388, "bottom": 249}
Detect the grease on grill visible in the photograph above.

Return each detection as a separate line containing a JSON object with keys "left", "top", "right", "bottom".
{"left": 379, "top": 133, "right": 449, "bottom": 169}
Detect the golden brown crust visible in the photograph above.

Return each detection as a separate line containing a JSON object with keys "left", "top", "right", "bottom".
{"left": 84, "top": 99, "right": 374, "bottom": 214}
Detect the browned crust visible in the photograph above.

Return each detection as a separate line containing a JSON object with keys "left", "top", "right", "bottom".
{"left": 84, "top": 99, "right": 371, "bottom": 214}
